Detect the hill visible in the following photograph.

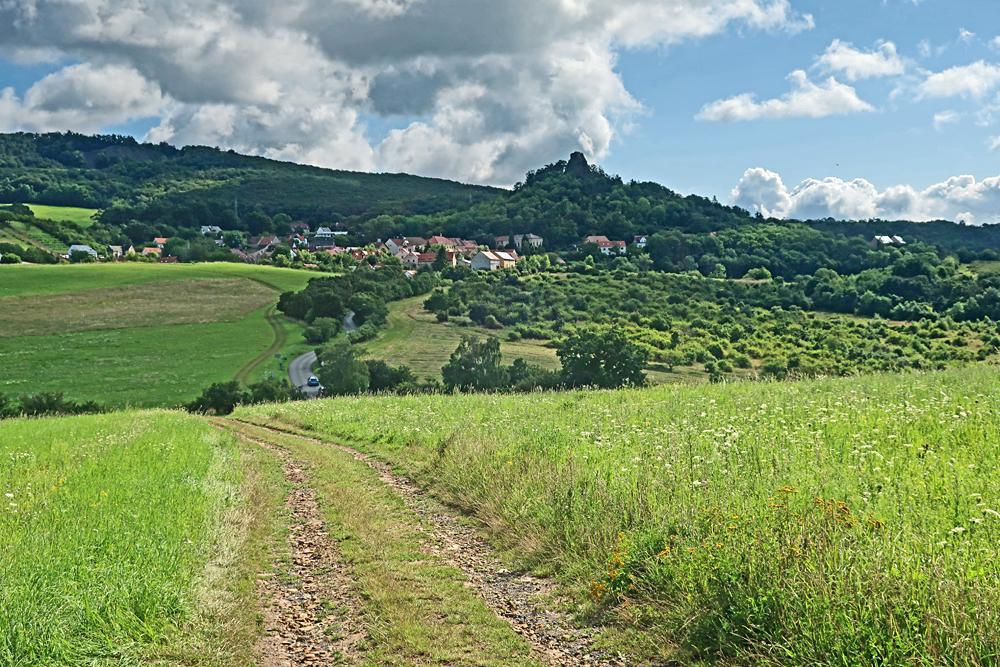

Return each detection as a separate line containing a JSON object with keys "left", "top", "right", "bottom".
{"left": 0, "top": 132, "right": 499, "bottom": 227}
{"left": 3, "top": 366, "right": 995, "bottom": 664}
{"left": 0, "top": 263, "right": 315, "bottom": 407}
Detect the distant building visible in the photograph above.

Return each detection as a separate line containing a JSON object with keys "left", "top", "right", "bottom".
{"left": 67, "top": 244, "right": 98, "bottom": 259}
{"left": 200, "top": 225, "right": 223, "bottom": 236}
{"left": 633, "top": 235, "right": 649, "bottom": 249}
{"left": 471, "top": 249, "right": 519, "bottom": 271}
{"left": 153, "top": 237, "right": 169, "bottom": 249}
{"left": 495, "top": 233, "right": 543, "bottom": 250}
{"left": 314, "top": 227, "right": 335, "bottom": 238}
{"left": 872, "top": 235, "right": 906, "bottom": 246}
{"left": 584, "top": 235, "right": 627, "bottom": 255}
{"left": 142, "top": 247, "right": 162, "bottom": 257}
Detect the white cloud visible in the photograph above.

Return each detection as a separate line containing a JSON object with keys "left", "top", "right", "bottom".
{"left": 0, "top": 0, "right": 814, "bottom": 185}
{"left": 959, "top": 28, "right": 976, "bottom": 44}
{"left": 933, "top": 110, "right": 961, "bottom": 129}
{"left": 816, "top": 39, "right": 904, "bottom": 81}
{"left": 919, "top": 61, "right": 1000, "bottom": 99}
{"left": 0, "top": 63, "right": 165, "bottom": 133}
{"left": 988, "top": 136, "right": 1000, "bottom": 152}
{"left": 732, "top": 167, "right": 1000, "bottom": 224}
{"left": 696, "top": 70, "right": 873, "bottom": 122}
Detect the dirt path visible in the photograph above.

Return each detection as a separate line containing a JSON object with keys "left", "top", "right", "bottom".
{"left": 227, "top": 418, "right": 625, "bottom": 667}
{"left": 234, "top": 307, "right": 287, "bottom": 385}
{"left": 222, "top": 424, "right": 366, "bottom": 666}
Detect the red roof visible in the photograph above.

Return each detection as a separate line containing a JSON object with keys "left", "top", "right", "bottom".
{"left": 417, "top": 252, "right": 438, "bottom": 263}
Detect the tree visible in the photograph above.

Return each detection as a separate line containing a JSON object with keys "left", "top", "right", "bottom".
{"left": 0, "top": 252, "right": 20, "bottom": 264}
{"left": 442, "top": 336, "right": 506, "bottom": 392}
{"left": 316, "top": 340, "right": 370, "bottom": 395}
{"left": 186, "top": 382, "right": 247, "bottom": 415}
{"left": 246, "top": 377, "right": 301, "bottom": 404}
{"left": 303, "top": 317, "right": 341, "bottom": 344}
{"left": 366, "top": 360, "right": 416, "bottom": 392}
{"left": 557, "top": 327, "right": 648, "bottom": 389}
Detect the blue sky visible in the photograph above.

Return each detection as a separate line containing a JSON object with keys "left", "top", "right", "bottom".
{"left": 602, "top": 0, "right": 1000, "bottom": 199}
{"left": 1, "top": 0, "right": 999, "bottom": 222}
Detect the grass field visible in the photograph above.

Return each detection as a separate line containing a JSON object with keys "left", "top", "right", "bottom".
{"left": 26, "top": 204, "right": 99, "bottom": 227}
{"left": 240, "top": 366, "right": 1000, "bottom": 665}
{"left": 364, "top": 296, "right": 560, "bottom": 379}
{"left": 0, "top": 264, "right": 317, "bottom": 406}
{"left": 0, "top": 411, "right": 284, "bottom": 665}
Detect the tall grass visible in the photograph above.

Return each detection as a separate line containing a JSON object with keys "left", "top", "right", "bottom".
{"left": 241, "top": 366, "right": 1000, "bottom": 664}
{"left": 0, "top": 411, "right": 235, "bottom": 665}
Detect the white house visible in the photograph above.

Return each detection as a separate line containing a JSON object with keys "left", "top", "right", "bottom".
{"left": 633, "top": 235, "right": 649, "bottom": 249}
{"left": 200, "top": 225, "right": 223, "bottom": 236}
{"left": 584, "top": 235, "right": 627, "bottom": 255}
{"left": 471, "top": 249, "right": 518, "bottom": 271}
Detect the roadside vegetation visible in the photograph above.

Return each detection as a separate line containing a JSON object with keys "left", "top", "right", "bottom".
{"left": 239, "top": 366, "right": 1000, "bottom": 665}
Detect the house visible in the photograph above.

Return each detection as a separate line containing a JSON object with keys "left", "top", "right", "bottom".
{"left": 249, "top": 235, "right": 279, "bottom": 250}
{"left": 108, "top": 245, "right": 124, "bottom": 260}
{"left": 584, "top": 235, "right": 627, "bottom": 256}
{"left": 458, "top": 239, "right": 480, "bottom": 255}
{"left": 142, "top": 247, "right": 162, "bottom": 257}
{"left": 428, "top": 235, "right": 457, "bottom": 249}
{"left": 417, "top": 252, "right": 438, "bottom": 267}
{"left": 314, "top": 227, "right": 335, "bottom": 238}
{"left": 291, "top": 222, "right": 311, "bottom": 233}
{"left": 404, "top": 236, "right": 429, "bottom": 251}
{"left": 495, "top": 233, "right": 543, "bottom": 250}
{"left": 471, "top": 249, "right": 519, "bottom": 271}
{"left": 67, "top": 244, "right": 98, "bottom": 260}
{"left": 397, "top": 248, "right": 420, "bottom": 268}
{"left": 633, "top": 235, "right": 649, "bottom": 249}
{"left": 153, "top": 237, "right": 169, "bottom": 249}
{"left": 872, "top": 235, "right": 906, "bottom": 246}
{"left": 200, "top": 225, "right": 223, "bottom": 236}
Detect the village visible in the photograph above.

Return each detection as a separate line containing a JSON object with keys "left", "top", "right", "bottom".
{"left": 59, "top": 224, "right": 656, "bottom": 271}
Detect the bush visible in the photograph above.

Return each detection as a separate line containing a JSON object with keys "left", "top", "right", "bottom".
{"left": 303, "top": 317, "right": 341, "bottom": 344}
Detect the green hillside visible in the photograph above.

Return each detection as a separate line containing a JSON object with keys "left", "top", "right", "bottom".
{"left": 0, "top": 264, "right": 316, "bottom": 406}
{"left": 0, "top": 132, "right": 499, "bottom": 227}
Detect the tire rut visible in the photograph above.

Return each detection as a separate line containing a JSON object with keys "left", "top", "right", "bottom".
{"left": 226, "top": 417, "right": 626, "bottom": 667}
{"left": 221, "top": 424, "right": 367, "bottom": 666}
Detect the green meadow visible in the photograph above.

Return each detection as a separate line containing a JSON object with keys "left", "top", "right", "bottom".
{"left": 240, "top": 365, "right": 1000, "bottom": 665}
{"left": 0, "top": 264, "right": 316, "bottom": 406}
{"left": 0, "top": 411, "right": 284, "bottom": 665}
{"left": 25, "top": 204, "right": 99, "bottom": 227}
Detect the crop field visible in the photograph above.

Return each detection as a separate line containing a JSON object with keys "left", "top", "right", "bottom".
{"left": 239, "top": 365, "right": 1000, "bottom": 664}
{"left": 0, "top": 411, "right": 283, "bottom": 665}
{"left": 0, "top": 264, "right": 316, "bottom": 406}
{"left": 363, "top": 296, "right": 560, "bottom": 379}
{"left": 25, "top": 204, "right": 99, "bottom": 227}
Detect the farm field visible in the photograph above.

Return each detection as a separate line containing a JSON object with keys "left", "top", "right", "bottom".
{"left": 0, "top": 264, "right": 316, "bottom": 406}
{"left": 239, "top": 365, "right": 1000, "bottom": 665}
{"left": 363, "top": 295, "right": 561, "bottom": 379}
{"left": 0, "top": 411, "right": 284, "bottom": 665}
{"left": 25, "top": 204, "right": 99, "bottom": 227}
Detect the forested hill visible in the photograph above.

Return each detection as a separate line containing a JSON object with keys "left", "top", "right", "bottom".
{"left": 0, "top": 132, "right": 499, "bottom": 225}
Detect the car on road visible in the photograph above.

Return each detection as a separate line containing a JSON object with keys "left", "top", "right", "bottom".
{"left": 307, "top": 376, "right": 321, "bottom": 387}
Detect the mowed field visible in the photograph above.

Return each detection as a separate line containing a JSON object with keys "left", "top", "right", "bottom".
{"left": 240, "top": 366, "right": 1000, "bottom": 665}
{"left": 363, "top": 296, "right": 560, "bottom": 378}
{"left": 0, "top": 264, "right": 315, "bottom": 406}
{"left": 25, "top": 204, "right": 99, "bottom": 227}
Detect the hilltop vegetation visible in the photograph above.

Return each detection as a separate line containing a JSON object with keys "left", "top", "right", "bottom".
{"left": 239, "top": 366, "right": 1000, "bottom": 665}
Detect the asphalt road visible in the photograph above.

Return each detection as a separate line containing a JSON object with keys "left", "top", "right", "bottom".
{"left": 288, "top": 312, "right": 356, "bottom": 398}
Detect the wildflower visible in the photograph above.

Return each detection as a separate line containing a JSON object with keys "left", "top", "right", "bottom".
{"left": 950, "top": 526, "right": 965, "bottom": 534}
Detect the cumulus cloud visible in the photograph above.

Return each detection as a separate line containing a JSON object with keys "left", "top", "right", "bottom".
{"left": 0, "top": 63, "right": 165, "bottom": 133}
{"left": 918, "top": 61, "right": 1000, "bottom": 99}
{"left": 696, "top": 70, "right": 873, "bottom": 122}
{"left": 0, "top": 0, "right": 813, "bottom": 184}
{"left": 933, "top": 110, "right": 961, "bottom": 129}
{"left": 816, "top": 39, "right": 904, "bottom": 81}
{"left": 732, "top": 167, "right": 1000, "bottom": 224}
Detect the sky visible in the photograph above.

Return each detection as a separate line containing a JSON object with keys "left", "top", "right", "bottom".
{"left": 1, "top": 0, "right": 999, "bottom": 223}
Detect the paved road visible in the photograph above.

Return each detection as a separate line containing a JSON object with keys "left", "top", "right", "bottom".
{"left": 288, "top": 312, "right": 357, "bottom": 398}
{"left": 289, "top": 350, "right": 320, "bottom": 398}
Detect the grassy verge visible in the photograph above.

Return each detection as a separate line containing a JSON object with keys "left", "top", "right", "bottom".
{"left": 0, "top": 410, "right": 284, "bottom": 665}
{"left": 224, "top": 419, "right": 542, "bottom": 666}
{"left": 238, "top": 366, "right": 1000, "bottom": 665}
